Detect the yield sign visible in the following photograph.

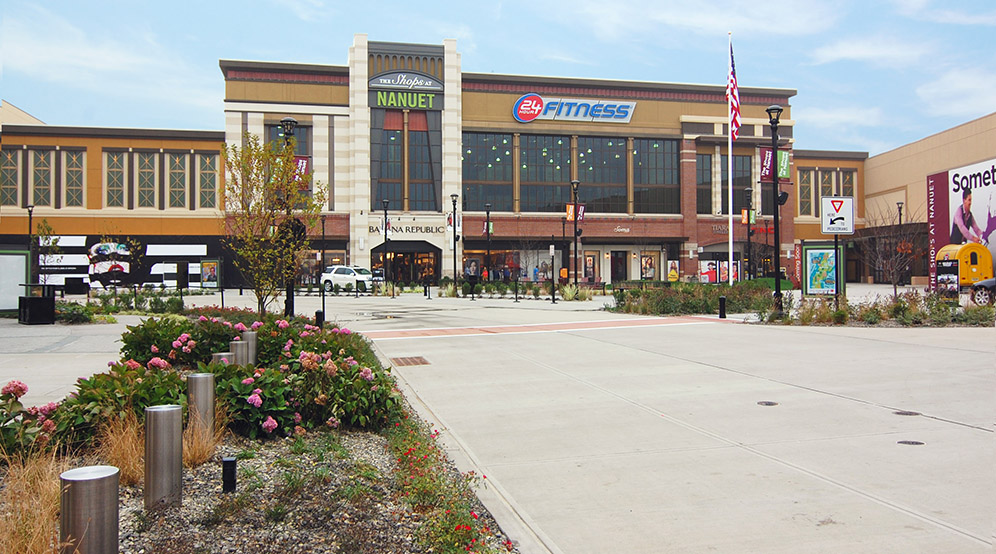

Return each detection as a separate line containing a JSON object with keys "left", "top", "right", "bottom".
{"left": 821, "top": 196, "right": 854, "bottom": 235}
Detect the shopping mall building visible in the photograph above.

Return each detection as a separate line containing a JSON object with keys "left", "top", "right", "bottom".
{"left": 1, "top": 34, "right": 992, "bottom": 292}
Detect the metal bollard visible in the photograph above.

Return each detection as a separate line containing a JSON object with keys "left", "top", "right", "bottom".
{"left": 145, "top": 405, "right": 182, "bottom": 510}
{"left": 315, "top": 310, "right": 324, "bottom": 329}
{"left": 719, "top": 295, "right": 727, "bottom": 319}
{"left": 230, "top": 340, "right": 249, "bottom": 366}
{"left": 212, "top": 352, "right": 234, "bottom": 364}
{"left": 222, "top": 456, "right": 237, "bottom": 492}
{"left": 60, "top": 465, "right": 119, "bottom": 554}
{"left": 242, "top": 330, "right": 258, "bottom": 365}
{"left": 187, "top": 373, "right": 215, "bottom": 435}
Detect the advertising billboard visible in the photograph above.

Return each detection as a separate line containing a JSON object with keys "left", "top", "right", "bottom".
{"left": 927, "top": 156, "right": 996, "bottom": 289}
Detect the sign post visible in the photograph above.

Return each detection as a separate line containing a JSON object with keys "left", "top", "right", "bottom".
{"left": 820, "top": 197, "right": 855, "bottom": 310}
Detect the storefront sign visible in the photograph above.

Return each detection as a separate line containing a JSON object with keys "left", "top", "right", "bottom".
{"left": 369, "top": 225, "right": 446, "bottom": 235}
{"left": 372, "top": 90, "right": 441, "bottom": 110}
{"left": 513, "top": 93, "right": 635, "bottom": 124}
{"left": 613, "top": 226, "right": 630, "bottom": 233}
{"left": 369, "top": 71, "right": 443, "bottom": 91}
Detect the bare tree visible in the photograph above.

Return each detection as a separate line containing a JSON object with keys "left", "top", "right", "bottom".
{"left": 222, "top": 133, "right": 326, "bottom": 314}
{"left": 853, "top": 206, "right": 925, "bottom": 298}
{"left": 35, "top": 219, "right": 61, "bottom": 285}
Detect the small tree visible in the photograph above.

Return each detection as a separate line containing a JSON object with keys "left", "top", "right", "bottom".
{"left": 35, "top": 219, "right": 61, "bottom": 285}
{"left": 854, "top": 206, "right": 926, "bottom": 298}
{"left": 222, "top": 132, "right": 326, "bottom": 314}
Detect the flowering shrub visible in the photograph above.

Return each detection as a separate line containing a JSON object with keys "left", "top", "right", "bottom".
{"left": 0, "top": 380, "right": 55, "bottom": 454}
{"left": 52, "top": 360, "right": 186, "bottom": 447}
{"left": 120, "top": 315, "right": 238, "bottom": 368}
{"left": 215, "top": 366, "right": 300, "bottom": 440}
{"left": 287, "top": 347, "right": 403, "bottom": 430}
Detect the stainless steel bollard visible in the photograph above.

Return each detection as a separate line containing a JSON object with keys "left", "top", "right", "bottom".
{"left": 242, "top": 330, "right": 258, "bottom": 365}
{"left": 187, "top": 373, "right": 215, "bottom": 434}
{"left": 60, "top": 465, "right": 119, "bottom": 554}
{"left": 145, "top": 405, "right": 182, "bottom": 510}
{"left": 212, "top": 352, "right": 234, "bottom": 364}
{"left": 230, "top": 340, "right": 249, "bottom": 366}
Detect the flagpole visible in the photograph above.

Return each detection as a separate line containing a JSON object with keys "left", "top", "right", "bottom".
{"left": 727, "top": 32, "right": 734, "bottom": 285}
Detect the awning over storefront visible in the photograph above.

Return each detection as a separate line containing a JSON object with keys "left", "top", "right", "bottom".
{"left": 370, "top": 240, "right": 441, "bottom": 255}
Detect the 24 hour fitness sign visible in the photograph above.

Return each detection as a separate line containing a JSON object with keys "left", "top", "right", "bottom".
{"left": 513, "top": 93, "right": 636, "bottom": 123}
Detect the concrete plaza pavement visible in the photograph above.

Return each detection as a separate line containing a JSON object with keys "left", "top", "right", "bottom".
{"left": 0, "top": 284, "right": 992, "bottom": 552}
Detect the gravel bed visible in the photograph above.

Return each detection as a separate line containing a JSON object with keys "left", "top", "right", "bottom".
{"left": 114, "top": 429, "right": 513, "bottom": 553}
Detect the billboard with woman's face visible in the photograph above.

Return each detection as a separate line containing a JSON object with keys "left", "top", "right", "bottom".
{"left": 927, "top": 157, "right": 996, "bottom": 289}
{"left": 88, "top": 242, "right": 131, "bottom": 286}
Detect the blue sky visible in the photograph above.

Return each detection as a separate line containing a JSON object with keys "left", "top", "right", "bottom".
{"left": 3, "top": 0, "right": 995, "bottom": 156}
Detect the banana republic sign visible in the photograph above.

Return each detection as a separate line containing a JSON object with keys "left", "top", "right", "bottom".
{"left": 369, "top": 71, "right": 444, "bottom": 111}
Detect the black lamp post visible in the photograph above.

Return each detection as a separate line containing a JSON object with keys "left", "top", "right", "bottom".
{"left": 320, "top": 214, "right": 326, "bottom": 319}
{"left": 26, "top": 204, "right": 35, "bottom": 285}
{"left": 281, "top": 117, "right": 298, "bottom": 318}
{"left": 897, "top": 201, "right": 904, "bottom": 225}
{"left": 382, "top": 198, "right": 392, "bottom": 298}
{"left": 451, "top": 194, "right": 459, "bottom": 286}
{"left": 744, "top": 187, "right": 752, "bottom": 280}
{"left": 571, "top": 179, "right": 580, "bottom": 288}
{"left": 766, "top": 105, "right": 784, "bottom": 314}
{"left": 561, "top": 216, "right": 566, "bottom": 282}
{"left": 485, "top": 203, "right": 492, "bottom": 281}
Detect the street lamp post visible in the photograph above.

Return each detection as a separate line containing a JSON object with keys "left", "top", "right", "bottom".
{"left": 485, "top": 203, "right": 492, "bottom": 281}
{"left": 896, "top": 201, "right": 905, "bottom": 286}
{"left": 451, "top": 194, "right": 459, "bottom": 287}
{"left": 26, "top": 205, "right": 35, "bottom": 285}
{"left": 744, "top": 187, "right": 752, "bottom": 280}
{"left": 561, "top": 216, "right": 566, "bottom": 281}
{"left": 896, "top": 201, "right": 904, "bottom": 225}
{"left": 383, "top": 199, "right": 392, "bottom": 298}
{"left": 766, "top": 105, "right": 784, "bottom": 315}
{"left": 571, "top": 179, "right": 580, "bottom": 288}
{"left": 281, "top": 117, "right": 298, "bottom": 318}
{"left": 320, "top": 214, "right": 326, "bottom": 321}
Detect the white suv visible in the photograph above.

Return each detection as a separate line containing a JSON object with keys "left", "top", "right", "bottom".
{"left": 321, "top": 265, "right": 373, "bottom": 292}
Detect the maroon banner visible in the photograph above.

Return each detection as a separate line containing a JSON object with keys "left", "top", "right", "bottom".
{"left": 926, "top": 170, "right": 949, "bottom": 291}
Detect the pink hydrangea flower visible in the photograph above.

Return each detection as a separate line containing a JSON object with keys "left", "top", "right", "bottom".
{"left": 186, "top": 340, "right": 196, "bottom": 349}
{"left": 246, "top": 394, "right": 262, "bottom": 408}
{"left": 252, "top": 388, "right": 262, "bottom": 395}
{"left": 277, "top": 319, "right": 290, "bottom": 329}
{"left": 293, "top": 412, "right": 302, "bottom": 424}
{"left": 36, "top": 401, "right": 59, "bottom": 417}
{"left": 251, "top": 321, "right": 263, "bottom": 330}
{"left": 147, "top": 357, "right": 170, "bottom": 370}
{"left": 211, "top": 317, "right": 219, "bottom": 323}
{"left": 178, "top": 333, "right": 190, "bottom": 342}
{"left": 299, "top": 331, "right": 311, "bottom": 338}
{"left": 198, "top": 315, "right": 208, "bottom": 322}
{"left": 223, "top": 321, "right": 233, "bottom": 328}
{"left": 326, "top": 416, "right": 340, "bottom": 429}
{"left": 150, "top": 345, "right": 159, "bottom": 353}
{"left": 1, "top": 380, "right": 28, "bottom": 399}
{"left": 234, "top": 322, "right": 248, "bottom": 332}
{"left": 241, "top": 377, "right": 254, "bottom": 385}
{"left": 172, "top": 340, "right": 182, "bottom": 348}
{"left": 41, "top": 419, "right": 56, "bottom": 433}
{"left": 125, "top": 359, "right": 142, "bottom": 370}
{"left": 359, "top": 367, "right": 374, "bottom": 381}
{"left": 262, "top": 416, "right": 278, "bottom": 433}
{"left": 182, "top": 346, "right": 191, "bottom": 354}
{"left": 345, "top": 356, "right": 358, "bottom": 367}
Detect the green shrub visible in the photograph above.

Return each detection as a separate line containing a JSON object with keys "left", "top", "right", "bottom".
{"left": 860, "top": 306, "right": 882, "bottom": 324}
{"left": 954, "top": 304, "right": 995, "bottom": 326}
{"left": 344, "top": 283, "right": 353, "bottom": 293}
{"left": 357, "top": 281, "right": 367, "bottom": 293}
{"left": 333, "top": 283, "right": 341, "bottom": 295}
{"left": 55, "top": 301, "right": 95, "bottom": 324}
{"left": 484, "top": 283, "right": 496, "bottom": 297}
{"left": 215, "top": 366, "right": 299, "bottom": 439}
{"left": 832, "top": 309, "right": 848, "bottom": 325}
{"left": 473, "top": 283, "right": 484, "bottom": 296}
{"left": 497, "top": 282, "right": 508, "bottom": 297}
{"left": 148, "top": 296, "right": 167, "bottom": 313}
{"left": 0, "top": 380, "right": 50, "bottom": 454}
{"left": 165, "top": 296, "right": 184, "bottom": 313}
{"left": 53, "top": 359, "right": 186, "bottom": 447}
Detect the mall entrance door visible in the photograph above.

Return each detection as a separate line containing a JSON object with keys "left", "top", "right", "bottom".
{"left": 610, "top": 251, "right": 628, "bottom": 282}
{"left": 371, "top": 241, "right": 441, "bottom": 285}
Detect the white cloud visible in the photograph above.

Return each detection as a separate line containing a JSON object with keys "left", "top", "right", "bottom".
{"left": 810, "top": 36, "right": 932, "bottom": 67}
{"left": 889, "top": 0, "right": 996, "bottom": 25}
{"left": 797, "top": 106, "right": 885, "bottom": 128}
{"left": 1, "top": 5, "right": 220, "bottom": 116}
{"left": 916, "top": 67, "right": 996, "bottom": 118}
{"left": 270, "top": 0, "right": 330, "bottom": 22}
{"left": 565, "top": 0, "right": 842, "bottom": 42}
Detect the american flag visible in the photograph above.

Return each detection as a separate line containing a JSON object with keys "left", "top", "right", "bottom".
{"left": 727, "top": 42, "right": 741, "bottom": 141}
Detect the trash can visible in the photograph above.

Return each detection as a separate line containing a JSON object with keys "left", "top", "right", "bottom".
{"left": 18, "top": 284, "right": 55, "bottom": 325}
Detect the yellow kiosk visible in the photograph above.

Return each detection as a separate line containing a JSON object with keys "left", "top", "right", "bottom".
{"left": 935, "top": 243, "right": 993, "bottom": 286}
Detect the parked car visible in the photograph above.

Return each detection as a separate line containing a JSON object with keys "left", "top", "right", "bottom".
{"left": 970, "top": 277, "right": 994, "bottom": 305}
{"left": 321, "top": 265, "right": 373, "bottom": 292}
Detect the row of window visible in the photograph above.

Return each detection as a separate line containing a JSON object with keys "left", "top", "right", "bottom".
{"left": 0, "top": 149, "right": 219, "bottom": 210}
{"left": 798, "top": 168, "right": 855, "bottom": 217}
{"left": 462, "top": 133, "right": 681, "bottom": 213}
